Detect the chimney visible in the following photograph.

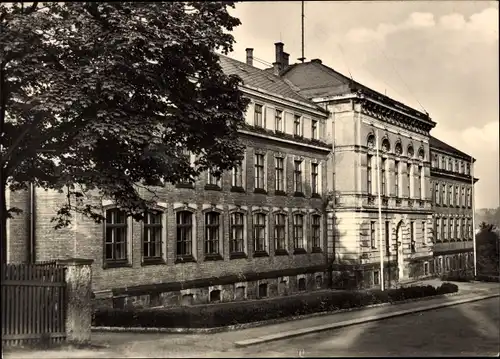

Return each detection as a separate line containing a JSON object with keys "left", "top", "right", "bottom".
{"left": 283, "top": 52, "right": 290, "bottom": 68}
{"left": 245, "top": 48, "right": 253, "bottom": 66}
{"left": 273, "top": 42, "right": 285, "bottom": 76}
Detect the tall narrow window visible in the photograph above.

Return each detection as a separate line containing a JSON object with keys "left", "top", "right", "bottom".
{"left": 385, "top": 221, "right": 390, "bottom": 255}
{"left": 293, "top": 214, "right": 305, "bottom": 250}
{"left": 311, "top": 119, "right": 318, "bottom": 139}
{"left": 407, "top": 163, "right": 411, "bottom": 198}
{"left": 461, "top": 220, "right": 466, "bottom": 242}
{"left": 294, "top": 160, "right": 303, "bottom": 193}
{"left": 370, "top": 221, "right": 376, "bottom": 248}
{"left": 455, "top": 186, "right": 459, "bottom": 207}
{"left": 466, "top": 163, "right": 470, "bottom": 175}
{"left": 422, "top": 221, "right": 426, "bottom": 245}
{"left": 275, "top": 109, "right": 283, "bottom": 132}
{"left": 105, "top": 209, "right": 128, "bottom": 264}
{"left": 461, "top": 187, "right": 465, "bottom": 207}
{"left": 395, "top": 161, "right": 400, "bottom": 197}
{"left": 274, "top": 214, "right": 287, "bottom": 252}
{"left": 467, "top": 188, "right": 472, "bottom": 208}
{"left": 254, "top": 104, "right": 263, "bottom": 127}
{"left": 468, "top": 218, "right": 472, "bottom": 240}
{"left": 311, "top": 163, "right": 319, "bottom": 195}
{"left": 456, "top": 218, "right": 461, "bottom": 240}
{"left": 232, "top": 164, "right": 243, "bottom": 188}
{"left": 253, "top": 213, "right": 267, "bottom": 252}
{"left": 367, "top": 155, "right": 373, "bottom": 195}
{"left": 205, "top": 212, "right": 220, "bottom": 255}
{"left": 443, "top": 218, "right": 448, "bottom": 241}
{"left": 143, "top": 211, "right": 162, "bottom": 261}
{"left": 435, "top": 183, "right": 440, "bottom": 205}
{"left": 447, "top": 158, "right": 452, "bottom": 171}
{"left": 417, "top": 166, "right": 422, "bottom": 199}
{"left": 450, "top": 218, "right": 455, "bottom": 240}
{"left": 312, "top": 215, "right": 321, "bottom": 249}
{"left": 294, "top": 115, "right": 302, "bottom": 136}
{"left": 230, "top": 213, "right": 245, "bottom": 254}
{"left": 410, "top": 221, "right": 415, "bottom": 253}
{"left": 254, "top": 154, "right": 265, "bottom": 190}
{"left": 436, "top": 218, "right": 441, "bottom": 242}
{"left": 442, "top": 183, "right": 446, "bottom": 205}
{"left": 275, "top": 157, "right": 284, "bottom": 192}
{"left": 448, "top": 185, "right": 453, "bottom": 206}
{"left": 207, "top": 168, "right": 220, "bottom": 187}
{"left": 176, "top": 211, "right": 193, "bottom": 258}
{"left": 381, "top": 158, "right": 386, "bottom": 196}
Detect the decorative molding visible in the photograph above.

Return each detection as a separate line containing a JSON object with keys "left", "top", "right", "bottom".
{"left": 173, "top": 202, "right": 198, "bottom": 210}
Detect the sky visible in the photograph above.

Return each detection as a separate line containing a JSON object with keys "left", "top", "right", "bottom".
{"left": 227, "top": 1, "right": 499, "bottom": 210}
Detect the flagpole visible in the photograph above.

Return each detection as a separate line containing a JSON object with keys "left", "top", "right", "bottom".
{"left": 471, "top": 157, "right": 477, "bottom": 277}
{"left": 375, "top": 130, "right": 385, "bottom": 291}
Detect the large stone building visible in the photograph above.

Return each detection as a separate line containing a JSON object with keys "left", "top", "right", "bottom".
{"left": 429, "top": 136, "right": 477, "bottom": 276}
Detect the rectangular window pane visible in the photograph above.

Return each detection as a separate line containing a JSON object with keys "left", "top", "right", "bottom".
{"left": 254, "top": 104, "right": 263, "bottom": 127}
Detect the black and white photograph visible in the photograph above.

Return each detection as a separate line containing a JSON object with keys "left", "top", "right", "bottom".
{"left": 1, "top": 1, "right": 499, "bottom": 357}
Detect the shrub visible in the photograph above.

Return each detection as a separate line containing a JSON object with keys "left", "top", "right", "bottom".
{"left": 92, "top": 282, "right": 459, "bottom": 329}
{"left": 440, "top": 271, "right": 472, "bottom": 282}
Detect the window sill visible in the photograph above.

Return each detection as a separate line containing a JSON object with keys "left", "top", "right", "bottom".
{"left": 204, "top": 184, "right": 222, "bottom": 191}
{"left": 230, "top": 186, "right": 246, "bottom": 193}
{"left": 311, "top": 193, "right": 322, "bottom": 199}
{"left": 274, "top": 249, "right": 289, "bottom": 256}
{"left": 204, "top": 253, "right": 224, "bottom": 261}
{"left": 253, "top": 251, "right": 269, "bottom": 258}
{"left": 175, "top": 255, "right": 196, "bottom": 264}
{"left": 293, "top": 248, "right": 307, "bottom": 255}
{"left": 176, "top": 183, "right": 194, "bottom": 189}
{"left": 229, "top": 252, "right": 248, "bottom": 260}
{"left": 141, "top": 258, "right": 165, "bottom": 266}
{"left": 254, "top": 188, "right": 268, "bottom": 195}
{"left": 311, "top": 247, "right": 322, "bottom": 253}
{"left": 275, "top": 190, "right": 287, "bottom": 196}
{"left": 293, "top": 192, "right": 305, "bottom": 198}
{"left": 103, "top": 260, "right": 131, "bottom": 269}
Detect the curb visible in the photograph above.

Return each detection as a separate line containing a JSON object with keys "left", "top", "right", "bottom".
{"left": 233, "top": 293, "right": 500, "bottom": 348}
{"left": 91, "top": 292, "right": 462, "bottom": 335}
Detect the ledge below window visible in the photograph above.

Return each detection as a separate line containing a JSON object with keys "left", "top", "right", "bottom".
{"left": 175, "top": 255, "right": 196, "bottom": 264}
{"left": 103, "top": 260, "right": 131, "bottom": 269}
{"left": 311, "top": 247, "right": 322, "bottom": 253}
{"left": 229, "top": 252, "right": 248, "bottom": 260}
{"left": 254, "top": 188, "right": 268, "bottom": 195}
{"left": 253, "top": 251, "right": 269, "bottom": 258}
{"left": 230, "top": 186, "right": 246, "bottom": 193}
{"left": 141, "top": 257, "right": 166, "bottom": 266}
{"left": 204, "top": 253, "right": 224, "bottom": 261}
{"left": 311, "top": 193, "right": 322, "bottom": 199}
{"left": 275, "top": 190, "right": 287, "bottom": 196}
{"left": 176, "top": 182, "right": 194, "bottom": 189}
{"left": 293, "top": 192, "right": 305, "bottom": 198}
{"left": 293, "top": 248, "right": 307, "bottom": 255}
{"left": 274, "top": 249, "right": 289, "bottom": 256}
{"left": 204, "top": 184, "right": 221, "bottom": 191}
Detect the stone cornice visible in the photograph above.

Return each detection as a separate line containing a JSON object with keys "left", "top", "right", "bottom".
{"left": 430, "top": 168, "right": 478, "bottom": 184}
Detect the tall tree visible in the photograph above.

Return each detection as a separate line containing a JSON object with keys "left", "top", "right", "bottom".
{"left": 0, "top": 2, "right": 249, "bottom": 263}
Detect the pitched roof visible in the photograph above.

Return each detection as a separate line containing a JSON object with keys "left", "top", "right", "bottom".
{"left": 430, "top": 136, "right": 474, "bottom": 160}
{"left": 218, "top": 55, "right": 324, "bottom": 111}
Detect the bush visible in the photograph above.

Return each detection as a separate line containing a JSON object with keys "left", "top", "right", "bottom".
{"left": 92, "top": 282, "right": 459, "bottom": 329}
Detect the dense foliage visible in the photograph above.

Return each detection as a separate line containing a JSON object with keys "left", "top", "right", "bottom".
{"left": 0, "top": 2, "right": 249, "bottom": 261}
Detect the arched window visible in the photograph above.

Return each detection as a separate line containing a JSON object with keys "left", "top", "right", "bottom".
{"left": 381, "top": 138, "right": 390, "bottom": 152}
{"left": 104, "top": 209, "right": 128, "bottom": 265}
{"left": 367, "top": 134, "right": 375, "bottom": 149}
{"left": 418, "top": 148, "right": 425, "bottom": 161}
{"left": 395, "top": 142, "right": 402, "bottom": 156}
{"left": 407, "top": 145, "right": 414, "bottom": 158}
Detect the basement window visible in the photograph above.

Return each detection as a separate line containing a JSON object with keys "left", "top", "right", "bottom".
{"left": 258, "top": 283, "right": 268, "bottom": 298}
{"left": 209, "top": 289, "right": 221, "bottom": 303}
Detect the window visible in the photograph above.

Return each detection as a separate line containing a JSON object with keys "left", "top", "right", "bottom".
{"left": 434, "top": 182, "right": 440, "bottom": 205}
{"left": 431, "top": 154, "right": 437, "bottom": 168}
{"left": 254, "top": 154, "right": 265, "bottom": 190}
{"left": 448, "top": 185, "right": 453, "bottom": 206}
{"left": 443, "top": 218, "right": 448, "bottom": 241}
{"left": 424, "top": 262, "right": 429, "bottom": 276}
{"left": 258, "top": 283, "right": 268, "bottom": 298}
{"left": 298, "top": 277, "right": 306, "bottom": 291}
{"left": 459, "top": 161, "right": 463, "bottom": 173}
{"left": 381, "top": 158, "right": 386, "bottom": 196}
{"left": 253, "top": 213, "right": 267, "bottom": 252}
{"left": 312, "top": 215, "right": 321, "bottom": 249}
{"left": 417, "top": 166, "right": 422, "bottom": 199}
{"left": 210, "top": 289, "right": 221, "bottom": 302}
{"left": 440, "top": 156, "right": 445, "bottom": 169}
{"left": 105, "top": 209, "right": 128, "bottom": 264}
{"left": 275, "top": 109, "right": 283, "bottom": 132}
{"left": 178, "top": 149, "right": 193, "bottom": 186}
{"left": 461, "top": 187, "right": 465, "bottom": 207}
{"left": 468, "top": 218, "right": 472, "bottom": 240}
{"left": 436, "top": 218, "right": 441, "bottom": 242}
{"left": 442, "top": 183, "right": 446, "bottom": 205}
{"left": 373, "top": 271, "right": 380, "bottom": 286}
{"left": 311, "top": 163, "right": 319, "bottom": 195}
{"left": 395, "top": 161, "right": 400, "bottom": 197}
{"left": 207, "top": 168, "right": 220, "bottom": 187}
{"left": 176, "top": 211, "right": 193, "bottom": 257}
{"left": 294, "top": 160, "right": 303, "bottom": 193}
{"left": 422, "top": 221, "right": 426, "bottom": 245}
{"left": 232, "top": 164, "right": 243, "bottom": 188}
{"left": 455, "top": 186, "right": 459, "bottom": 206}
{"left": 385, "top": 221, "right": 390, "bottom": 255}
{"left": 230, "top": 213, "right": 245, "bottom": 254}
{"left": 462, "top": 220, "right": 466, "bottom": 242}
{"left": 456, "top": 218, "right": 460, "bottom": 240}
{"left": 466, "top": 163, "right": 470, "bottom": 175}
{"left": 447, "top": 158, "right": 452, "bottom": 171}
{"left": 274, "top": 213, "right": 287, "bottom": 252}
{"left": 315, "top": 275, "right": 323, "bottom": 289}
{"left": 293, "top": 214, "right": 305, "bottom": 250}
{"left": 370, "top": 221, "right": 376, "bottom": 248}
{"left": 275, "top": 157, "right": 284, "bottom": 192}
{"left": 407, "top": 163, "right": 411, "bottom": 198}
{"left": 311, "top": 119, "right": 318, "bottom": 139}
{"left": 143, "top": 211, "right": 162, "bottom": 261}
{"left": 467, "top": 188, "right": 472, "bottom": 208}
{"left": 410, "top": 221, "right": 415, "bottom": 253}
{"left": 294, "top": 115, "right": 302, "bottom": 136}
{"left": 367, "top": 155, "right": 373, "bottom": 195}
{"left": 450, "top": 218, "right": 455, "bottom": 240}
{"left": 254, "top": 104, "right": 263, "bottom": 127}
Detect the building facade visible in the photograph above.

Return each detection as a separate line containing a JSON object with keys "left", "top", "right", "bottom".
{"left": 429, "top": 136, "right": 476, "bottom": 277}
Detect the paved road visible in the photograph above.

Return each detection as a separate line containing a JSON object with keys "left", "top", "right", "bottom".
{"left": 205, "top": 298, "right": 500, "bottom": 357}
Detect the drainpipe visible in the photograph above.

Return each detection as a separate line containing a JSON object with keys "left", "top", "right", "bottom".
{"left": 29, "top": 182, "right": 36, "bottom": 264}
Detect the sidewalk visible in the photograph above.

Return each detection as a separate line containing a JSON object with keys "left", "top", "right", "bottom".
{"left": 4, "top": 281, "right": 499, "bottom": 358}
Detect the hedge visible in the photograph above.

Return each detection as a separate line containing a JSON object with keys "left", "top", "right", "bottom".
{"left": 92, "top": 282, "right": 459, "bottom": 329}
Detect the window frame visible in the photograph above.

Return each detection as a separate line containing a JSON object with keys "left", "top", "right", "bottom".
{"left": 293, "top": 114, "right": 302, "bottom": 137}
{"left": 311, "top": 119, "right": 318, "bottom": 139}
{"left": 293, "top": 213, "right": 306, "bottom": 253}
{"left": 204, "top": 211, "right": 223, "bottom": 260}
{"left": 253, "top": 212, "right": 269, "bottom": 255}
{"left": 275, "top": 109, "right": 283, "bottom": 132}
{"left": 275, "top": 156, "right": 285, "bottom": 193}
{"left": 294, "top": 160, "right": 303, "bottom": 194}
{"left": 370, "top": 221, "right": 376, "bottom": 249}
{"left": 103, "top": 208, "right": 131, "bottom": 268}
{"left": 274, "top": 212, "right": 288, "bottom": 254}
{"left": 367, "top": 154, "right": 373, "bottom": 195}
{"left": 254, "top": 103, "right": 264, "bottom": 128}
{"left": 311, "top": 162, "right": 319, "bottom": 195}
{"left": 229, "top": 211, "right": 247, "bottom": 259}
{"left": 175, "top": 210, "right": 196, "bottom": 262}
{"left": 254, "top": 153, "right": 266, "bottom": 192}
{"left": 142, "top": 209, "right": 165, "bottom": 265}
{"left": 311, "top": 214, "right": 322, "bottom": 251}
